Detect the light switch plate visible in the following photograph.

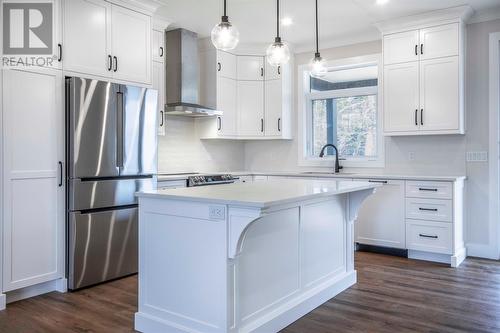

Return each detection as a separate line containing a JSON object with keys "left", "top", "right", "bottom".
{"left": 466, "top": 151, "right": 488, "bottom": 162}
{"left": 209, "top": 205, "right": 226, "bottom": 220}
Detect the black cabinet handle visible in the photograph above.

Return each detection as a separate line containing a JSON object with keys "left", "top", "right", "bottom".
{"left": 113, "top": 56, "right": 118, "bottom": 72}
{"left": 278, "top": 118, "right": 281, "bottom": 132}
{"left": 160, "top": 111, "right": 164, "bottom": 127}
{"left": 217, "top": 117, "right": 222, "bottom": 131}
{"left": 421, "top": 44, "right": 424, "bottom": 55}
{"left": 261, "top": 67, "right": 264, "bottom": 77}
{"left": 419, "top": 188, "right": 438, "bottom": 192}
{"left": 419, "top": 234, "right": 438, "bottom": 239}
{"left": 159, "top": 47, "right": 164, "bottom": 57}
{"left": 261, "top": 118, "right": 264, "bottom": 132}
{"left": 415, "top": 109, "right": 418, "bottom": 126}
{"left": 278, "top": 66, "right": 281, "bottom": 75}
{"left": 415, "top": 44, "right": 418, "bottom": 56}
{"left": 421, "top": 109, "right": 423, "bottom": 125}
{"left": 419, "top": 207, "right": 438, "bottom": 212}
{"left": 58, "top": 161, "right": 63, "bottom": 187}
{"left": 108, "top": 55, "right": 112, "bottom": 71}
{"left": 368, "top": 180, "right": 388, "bottom": 184}
{"left": 57, "top": 44, "right": 62, "bottom": 62}
{"left": 217, "top": 62, "right": 221, "bottom": 72}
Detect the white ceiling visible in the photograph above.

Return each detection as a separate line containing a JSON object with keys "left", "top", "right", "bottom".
{"left": 155, "top": 0, "right": 500, "bottom": 52}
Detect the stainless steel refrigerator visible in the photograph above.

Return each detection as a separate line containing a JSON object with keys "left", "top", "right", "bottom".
{"left": 66, "top": 77, "right": 158, "bottom": 290}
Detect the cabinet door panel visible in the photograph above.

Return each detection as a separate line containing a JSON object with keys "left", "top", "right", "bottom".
{"left": 2, "top": 68, "right": 64, "bottom": 291}
{"left": 237, "top": 56, "right": 264, "bottom": 81}
{"left": 237, "top": 80, "right": 264, "bottom": 136}
{"left": 63, "top": 0, "right": 111, "bottom": 77}
{"left": 265, "top": 79, "right": 282, "bottom": 136}
{"left": 419, "top": 23, "right": 459, "bottom": 61}
{"left": 384, "top": 62, "right": 420, "bottom": 132}
{"left": 152, "top": 30, "right": 165, "bottom": 63}
{"left": 354, "top": 180, "right": 405, "bottom": 249}
{"left": 420, "top": 57, "right": 459, "bottom": 131}
{"left": 383, "top": 30, "right": 419, "bottom": 65}
{"left": 217, "top": 51, "right": 237, "bottom": 80}
{"left": 217, "top": 77, "right": 237, "bottom": 136}
{"left": 111, "top": 5, "right": 151, "bottom": 84}
{"left": 152, "top": 62, "right": 165, "bottom": 135}
{"left": 265, "top": 60, "right": 281, "bottom": 80}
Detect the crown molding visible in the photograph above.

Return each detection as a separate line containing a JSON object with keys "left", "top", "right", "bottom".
{"left": 468, "top": 6, "right": 500, "bottom": 24}
{"left": 375, "top": 5, "right": 474, "bottom": 34}
{"left": 108, "top": 0, "right": 167, "bottom": 14}
{"left": 293, "top": 29, "right": 381, "bottom": 54}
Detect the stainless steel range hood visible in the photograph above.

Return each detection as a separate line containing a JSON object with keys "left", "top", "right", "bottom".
{"left": 165, "top": 29, "right": 222, "bottom": 117}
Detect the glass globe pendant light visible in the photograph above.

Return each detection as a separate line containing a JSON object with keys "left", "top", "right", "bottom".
{"left": 309, "top": 0, "right": 327, "bottom": 78}
{"left": 266, "top": 0, "right": 290, "bottom": 66}
{"left": 211, "top": 0, "right": 239, "bottom": 51}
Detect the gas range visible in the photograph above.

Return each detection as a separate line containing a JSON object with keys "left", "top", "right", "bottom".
{"left": 187, "top": 174, "right": 236, "bottom": 187}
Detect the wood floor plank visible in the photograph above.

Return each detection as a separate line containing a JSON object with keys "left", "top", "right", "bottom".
{"left": 0, "top": 252, "right": 498, "bottom": 332}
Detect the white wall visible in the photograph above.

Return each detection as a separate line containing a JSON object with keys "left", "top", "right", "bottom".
{"left": 157, "top": 116, "right": 245, "bottom": 173}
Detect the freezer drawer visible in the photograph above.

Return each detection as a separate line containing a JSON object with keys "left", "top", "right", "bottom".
{"left": 68, "top": 207, "right": 138, "bottom": 290}
{"left": 69, "top": 177, "right": 154, "bottom": 211}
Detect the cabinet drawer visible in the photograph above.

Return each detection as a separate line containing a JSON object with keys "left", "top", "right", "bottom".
{"left": 406, "top": 181, "right": 452, "bottom": 199}
{"left": 406, "top": 219, "right": 452, "bottom": 254}
{"left": 405, "top": 198, "right": 452, "bottom": 222}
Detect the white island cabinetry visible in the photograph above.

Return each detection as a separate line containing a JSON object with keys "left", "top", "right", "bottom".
{"left": 135, "top": 179, "right": 377, "bottom": 333}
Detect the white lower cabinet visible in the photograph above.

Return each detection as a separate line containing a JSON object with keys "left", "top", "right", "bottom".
{"left": 2, "top": 68, "right": 65, "bottom": 291}
{"left": 406, "top": 220, "right": 453, "bottom": 255}
{"left": 355, "top": 180, "right": 406, "bottom": 249}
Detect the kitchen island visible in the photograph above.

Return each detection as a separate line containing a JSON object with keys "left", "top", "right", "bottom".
{"left": 134, "top": 179, "right": 378, "bottom": 333}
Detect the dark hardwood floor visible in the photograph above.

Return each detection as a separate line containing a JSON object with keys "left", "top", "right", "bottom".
{"left": 1, "top": 252, "right": 499, "bottom": 333}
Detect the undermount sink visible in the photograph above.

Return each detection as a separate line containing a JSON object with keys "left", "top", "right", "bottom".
{"left": 300, "top": 172, "right": 356, "bottom": 175}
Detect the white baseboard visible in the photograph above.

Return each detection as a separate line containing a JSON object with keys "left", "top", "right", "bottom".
{"left": 0, "top": 294, "right": 6, "bottom": 311}
{"left": 451, "top": 248, "right": 467, "bottom": 267}
{"left": 408, "top": 250, "right": 466, "bottom": 267}
{"left": 466, "top": 243, "right": 499, "bottom": 260}
{"left": 6, "top": 278, "right": 67, "bottom": 304}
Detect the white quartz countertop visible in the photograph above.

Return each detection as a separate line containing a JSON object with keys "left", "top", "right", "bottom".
{"left": 138, "top": 179, "right": 378, "bottom": 208}
{"left": 156, "top": 171, "right": 466, "bottom": 182}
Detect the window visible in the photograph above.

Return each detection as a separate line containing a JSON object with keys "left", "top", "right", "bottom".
{"left": 298, "top": 55, "right": 384, "bottom": 168}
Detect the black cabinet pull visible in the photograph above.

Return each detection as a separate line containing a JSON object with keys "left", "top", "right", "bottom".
{"left": 415, "top": 44, "right": 418, "bottom": 56}
{"left": 217, "top": 117, "right": 222, "bottom": 131}
{"left": 159, "top": 47, "right": 164, "bottom": 57}
{"left": 278, "top": 66, "right": 281, "bottom": 75}
{"left": 419, "top": 234, "right": 438, "bottom": 239}
{"left": 217, "top": 62, "right": 221, "bottom": 72}
{"left": 419, "top": 188, "right": 438, "bottom": 192}
{"left": 368, "top": 180, "right": 388, "bottom": 184}
{"left": 160, "top": 111, "right": 164, "bottom": 127}
{"left": 57, "top": 44, "right": 62, "bottom": 62}
{"left": 108, "top": 55, "right": 112, "bottom": 71}
{"left": 58, "top": 161, "right": 63, "bottom": 187}
{"left": 261, "top": 67, "right": 264, "bottom": 77}
{"left": 415, "top": 109, "right": 418, "bottom": 126}
{"left": 278, "top": 118, "right": 281, "bottom": 132}
{"left": 420, "top": 44, "right": 424, "bottom": 55}
{"left": 113, "top": 56, "right": 118, "bottom": 72}
{"left": 420, "top": 108, "right": 423, "bottom": 125}
{"left": 419, "top": 207, "right": 438, "bottom": 212}
{"left": 261, "top": 118, "right": 264, "bottom": 132}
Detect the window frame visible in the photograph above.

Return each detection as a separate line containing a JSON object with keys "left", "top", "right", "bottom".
{"left": 297, "top": 54, "right": 385, "bottom": 168}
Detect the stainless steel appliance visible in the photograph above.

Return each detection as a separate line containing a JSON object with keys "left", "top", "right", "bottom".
{"left": 187, "top": 174, "right": 236, "bottom": 187}
{"left": 66, "top": 77, "right": 158, "bottom": 290}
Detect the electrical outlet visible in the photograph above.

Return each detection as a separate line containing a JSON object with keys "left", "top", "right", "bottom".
{"left": 408, "top": 152, "right": 415, "bottom": 161}
{"left": 209, "top": 205, "right": 226, "bottom": 220}
{"left": 466, "top": 151, "right": 488, "bottom": 162}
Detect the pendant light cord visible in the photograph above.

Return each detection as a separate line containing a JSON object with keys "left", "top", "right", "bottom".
{"left": 315, "top": 0, "right": 319, "bottom": 55}
{"left": 224, "top": 0, "right": 227, "bottom": 17}
{"left": 277, "top": 0, "right": 280, "bottom": 39}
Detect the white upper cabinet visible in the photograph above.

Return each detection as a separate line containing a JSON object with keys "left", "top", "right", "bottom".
{"left": 217, "top": 51, "right": 237, "bottom": 80}
{"left": 383, "top": 30, "right": 419, "bottom": 65}
{"left": 265, "top": 61, "right": 282, "bottom": 80}
{"left": 63, "top": 0, "right": 111, "bottom": 77}
{"left": 63, "top": 0, "right": 152, "bottom": 84}
{"left": 419, "top": 24, "right": 459, "bottom": 61}
{"left": 419, "top": 57, "right": 459, "bottom": 131}
{"left": 384, "top": 62, "right": 420, "bottom": 132}
{"left": 237, "top": 56, "right": 264, "bottom": 81}
{"left": 110, "top": 5, "right": 151, "bottom": 84}
{"left": 152, "top": 61, "right": 165, "bottom": 135}
{"left": 217, "top": 77, "right": 238, "bottom": 136}
{"left": 237, "top": 80, "right": 264, "bottom": 136}
{"left": 265, "top": 79, "right": 282, "bottom": 136}
{"left": 152, "top": 30, "right": 165, "bottom": 63}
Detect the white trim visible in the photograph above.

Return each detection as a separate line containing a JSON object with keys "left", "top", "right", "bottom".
{"left": 297, "top": 54, "right": 385, "bottom": 169}
{"left": 5, "top": 278, "right": 66, "bottom": 304}
{"left": 468, "top": 6, "right": 500, "bottom": 25}
{"left": 489, "top": 32, "right": 500, "bottom": 260}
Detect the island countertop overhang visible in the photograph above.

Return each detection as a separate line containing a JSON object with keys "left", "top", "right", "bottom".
{"left": 136, "top": 179, "right": 379, "bottom": 208}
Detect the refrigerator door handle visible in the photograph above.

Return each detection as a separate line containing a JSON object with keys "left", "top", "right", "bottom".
{"left": 116, "top": 92, "right": 124, "bottom": 168}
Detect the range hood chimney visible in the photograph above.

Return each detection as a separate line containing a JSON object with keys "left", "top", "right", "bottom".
{"left": 165, "top": 29, "right": 222, "bottom": 117}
